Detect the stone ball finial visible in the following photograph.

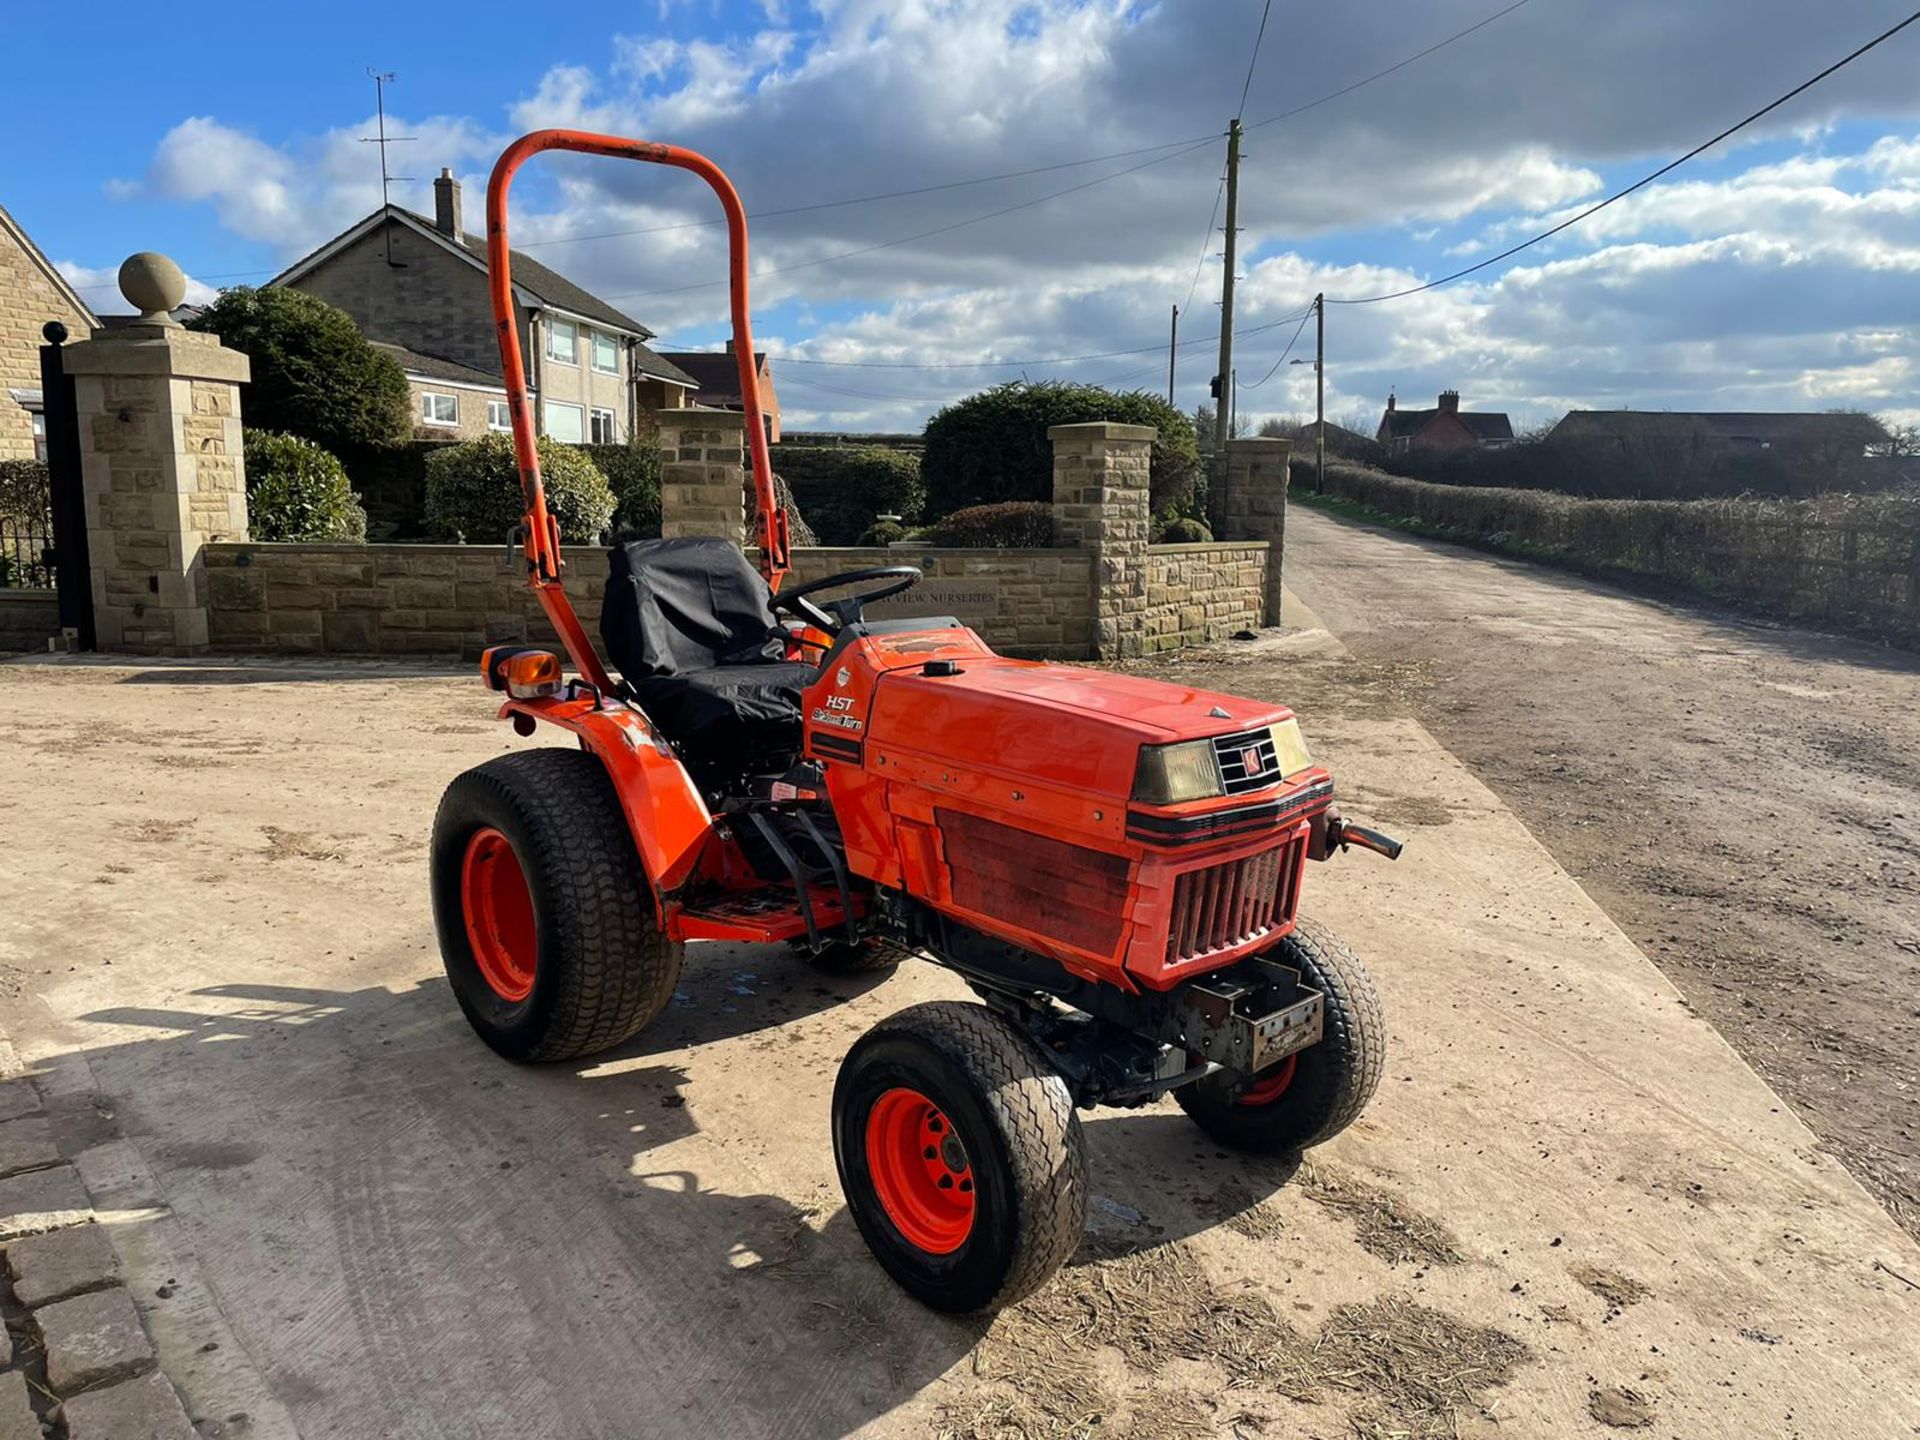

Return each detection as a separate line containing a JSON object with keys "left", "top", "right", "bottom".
{"left": 118, "top": 252, "right": 187, "bottom": 324}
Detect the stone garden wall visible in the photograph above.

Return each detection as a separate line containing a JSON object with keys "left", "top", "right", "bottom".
{"left": 1142, "top": 543, "right": 1269, "bottom": 651}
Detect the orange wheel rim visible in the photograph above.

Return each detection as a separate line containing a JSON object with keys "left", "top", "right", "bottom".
{"left": 865, "top": 1088, "right": 976, "bottom": 1254}
{"left": 461, "top": 827, "right": 537, "bottom": 1003}
{"left": 1237, "top": 1053, "right": 1298, "bottom": 1107}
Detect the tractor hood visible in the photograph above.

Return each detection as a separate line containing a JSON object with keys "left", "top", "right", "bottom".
{"left": 864, "top": 656, "right": 1293, "bottom": 799}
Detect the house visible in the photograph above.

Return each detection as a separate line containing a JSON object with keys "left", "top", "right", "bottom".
{"left": 0, "top": 201, "right": 98, "bottom": 462}
{"left": 1547, "top": 410, "right": 1890, "bottom": 454}
{"left": 269, "top": 169, "right": 698, "bottom": 445}
{"left": 1376, "top": 390, "right": 1513, "bottom": 453}
{"left": 656, "top": 341, "right": 781, "bottom": 443}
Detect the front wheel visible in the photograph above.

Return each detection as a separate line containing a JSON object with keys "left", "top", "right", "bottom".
{"left": 1175, "top": 917, "right": 1384, "bottom": 1152}
{"left": 833, "top": 1001, "right": 1086, "bottom": 1313}
{"left": 430, "top": 749, "right": 682, "bottom": 1062}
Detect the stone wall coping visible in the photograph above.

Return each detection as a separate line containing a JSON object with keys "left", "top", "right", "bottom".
{"left": 659, "top": 406, "right": 747, "bottom": 428}
{"left": 1146, "top": 541, "right": 1271, "bottom": 555}
{"left": 1223, "top": 436, "right": 1293, "bottom": 452}
{"left": 0, "top": 589, "right": 58, "bottom": 603}
{"left": 1046, "top": 421, "right": 1157, "bottom": 442}
{"left": 61, "top": 328, "right": 251, "bottom": 384}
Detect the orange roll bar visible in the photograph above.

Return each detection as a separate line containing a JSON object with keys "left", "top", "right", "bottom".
{"left": 483, "top": 130, "right": 792, "bottom": 691}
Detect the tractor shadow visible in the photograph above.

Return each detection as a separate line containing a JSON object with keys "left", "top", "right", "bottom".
{"left": 50, "top": 959, "right": 1313, "bottom": 1437}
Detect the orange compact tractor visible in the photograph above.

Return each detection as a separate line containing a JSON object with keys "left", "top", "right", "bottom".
{"left": 431, "top": 131, "right": 1403, "bottom": 1314}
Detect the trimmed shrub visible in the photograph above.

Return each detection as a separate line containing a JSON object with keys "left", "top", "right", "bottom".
{"left": 786, "top": 446, "right": 925, "bottom": 544}
{"left": 242, "top": 430, "right": 367, "bottom": 542}
{"left": 858, "top": 518, "right": 910, "bottom": 547}
{"left": 1155, "top": 515, "right": 1213, "bottom": 543}
{"left": 921, "top": 501, "right": 1054, "bottom": 548}
{"left": 424, "top": 434, "right": 615, "bottom": 543}
{"left": 189, "top": 287, "right": 411, "bottom": 452}
{"left": 922, "top": 381, "right": 1201, "bottom": 518}
{"left": 581, "top": 442, "right": 662, "bottom": 539}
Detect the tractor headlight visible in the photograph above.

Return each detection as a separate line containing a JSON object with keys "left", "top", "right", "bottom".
{"left": 1268, "top": 718, "right": 1313, "bottom": 778}
{"left": 1132, "top": 740, "right": 1224, "bottom": 804}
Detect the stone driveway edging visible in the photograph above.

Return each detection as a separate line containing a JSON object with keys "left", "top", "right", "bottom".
{"left": 0, "top": 1034, "right": 200, "bottom": 1439}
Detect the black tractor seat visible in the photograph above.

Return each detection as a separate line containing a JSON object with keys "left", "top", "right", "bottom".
{"left": 600, "top": 537, "right": 815, "bottom": 769}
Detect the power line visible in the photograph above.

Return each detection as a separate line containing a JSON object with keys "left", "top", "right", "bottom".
{"left": 602, "top": 136, "right": 1219, "bottom": 301}
{"left": 515, "top": 133, "right": 1223, "bottom": 250}
{"left": 1239, "top": 306, "right": 1314, "bottom": 389}
{"left": 1326, "top": 5, "right": 1920, "bottom": 306}
{"left": 1237, "top": 0, "right": 1276, "bottom": 120}
{"left": 1246, "top": 0, "right": 1535, "bottom": 132}
{"left": 1178, "top": 175, "right": 1226, "bottom": 317}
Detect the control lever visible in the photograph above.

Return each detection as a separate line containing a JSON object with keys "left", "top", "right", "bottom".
{"left": 1327, "top": 816, "right": 1405, "bottom": 861}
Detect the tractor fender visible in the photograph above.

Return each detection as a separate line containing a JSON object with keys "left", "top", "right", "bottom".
{"left": 498, "top": 695, "right": 713, "bottom": 912}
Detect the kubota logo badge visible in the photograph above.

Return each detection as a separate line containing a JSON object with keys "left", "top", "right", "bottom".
{"left": 836, "top": 667, "right": 851, "bottom": 687}
{"left": 1240, "top": 747, "right": 1264, "bottom": 775}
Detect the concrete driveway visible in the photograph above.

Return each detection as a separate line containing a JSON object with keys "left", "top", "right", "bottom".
{"left": 1, "top": 642, "right": 1916, "bottom": 1438}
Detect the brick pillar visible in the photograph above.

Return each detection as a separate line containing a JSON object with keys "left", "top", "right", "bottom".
{"left": 61, "top": 259, "right": 250, "bottom": 653}
{"left": 656, "top": 408, "right": 747, "bottom": 545}
{"left": 1050, "top": 421, "right": 1154, "bottom": 660}
{"left": 1220, "top": 436, "right": 1291, "bottom": 625}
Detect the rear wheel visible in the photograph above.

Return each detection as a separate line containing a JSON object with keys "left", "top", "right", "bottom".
{"left": 833, "top": 1001, "right": 1086, "bottom": 1313}
{"left": 431, "top": 749, "right": 681, "bottom": 1061}
{"left": 1175, "top": 917, "right": 1384, "bottom": 1152}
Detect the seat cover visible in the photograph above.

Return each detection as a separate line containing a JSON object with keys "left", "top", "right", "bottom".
{"left": 602, "top": 536, "right": 788, "bottom": 679}
{"left": 600, "top": 538, "right": 811, "bottom": 763}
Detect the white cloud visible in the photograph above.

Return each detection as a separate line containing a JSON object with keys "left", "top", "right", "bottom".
{"left": 88, "top": 0, "right": 1920, "bottom": 429}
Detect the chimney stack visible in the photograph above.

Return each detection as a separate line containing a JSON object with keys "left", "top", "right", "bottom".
{"left": 1438, "top": 389, "right": 1459, "bottom": 413}
{"left": 434, "top": 168, "right": 463, "bottom": 246}
{"left": 1386, "top": 391, "right": 1396, "bottom": 413}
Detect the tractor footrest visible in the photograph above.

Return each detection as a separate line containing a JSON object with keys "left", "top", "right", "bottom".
{"left": 1173, "top": 960, "right": 1324, "bottom": 1073}
{"left": 675, "top": 885, "right": 850, "bottom": 944}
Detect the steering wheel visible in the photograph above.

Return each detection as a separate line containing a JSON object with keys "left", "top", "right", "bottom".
{"left": 772, "top": 566, "right": 922, "bottom": 634}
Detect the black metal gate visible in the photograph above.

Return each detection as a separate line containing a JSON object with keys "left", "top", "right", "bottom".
{"left": 38, "top": 321, "right": 92, "bottom": 650}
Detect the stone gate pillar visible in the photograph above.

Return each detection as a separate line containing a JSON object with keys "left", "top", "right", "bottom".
{"left": 61, "top": 254, "right": 249, "bottom": 653}
{"left": 655, "top": 408, "right": 747, "bottom": 545}
{"left": 1050, "top": 421, "right": 1153, "bottom": 660}
{"left": 1220, "top": 436, "right": 1291, "bottom": 626}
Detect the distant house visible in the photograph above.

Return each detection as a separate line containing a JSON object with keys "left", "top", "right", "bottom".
{"left": 1376, "top": 390, "right": 1513, "bottom": 453}
{"left": 1286, "top": 419, "right": 1378, "bottom": 460}
{"left": 269, "top": 169, "right": 698, "bottom": 444}
{"left": 1547, "top": 410, "right": 1890, "bottom": 453}
{"left": 656, "top": 341, "right": 781, "bottom": 443}
{"left": 0, "top": 201, "right": 98, "bottom": 462}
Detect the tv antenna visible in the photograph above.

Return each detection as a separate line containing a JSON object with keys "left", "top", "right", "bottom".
{"left": 360, "top": 69, "right": 416, "bottom": 265}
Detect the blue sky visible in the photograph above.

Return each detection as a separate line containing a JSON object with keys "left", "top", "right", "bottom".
{"left": 9, "top": 0, "right": 1920, "bottom": 432}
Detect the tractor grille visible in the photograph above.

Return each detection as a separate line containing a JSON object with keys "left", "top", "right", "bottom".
{"left": 937, "top": 808, "right": 1131, "bottom": 957}
{"left": 1211, "top": 726, "right": 1281, "bottom": 795}
{"left": 1165, "top": 837, "right": 1302, "bottom": 965}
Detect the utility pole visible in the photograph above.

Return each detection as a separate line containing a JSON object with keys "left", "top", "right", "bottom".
{"left": 1314, "top": 293, "right": 1326, "bottom": 494}
{"left": 1212, "top": 117, "right": 1242, "bottom": 453}
{"left": 1167, "top": 304, "right": 1178, "bottom": 405}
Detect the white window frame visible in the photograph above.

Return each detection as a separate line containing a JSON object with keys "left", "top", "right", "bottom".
{"left": 544, "top": 400, "right": 585, "bottom": 443}
{"left": 487, "top": 400, "right": 512, "bottom": 432}
{"left": 30, "top": 412, "right": 47, "bottom": 464}
{"left": 591, "top": 330, "right": 618, "bottom": 374}
{"left": 420, "top": 392, "right": 460, "bottom": 427}
{"left": 590, "top": 408, "right": 618, "bottom": 444}
{"left": 545, "top": 317, "right": 578, "bottom": 367}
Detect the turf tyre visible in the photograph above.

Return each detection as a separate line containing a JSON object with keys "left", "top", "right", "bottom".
{"left": 1174, "top": 917, "right": 1384, "bottom": 1152}
{"left": 430, "top": 749, "right": 681, "bottom": 1062}
{"left": 833, "top": 1001, "right": 1086, "bottom": 1313}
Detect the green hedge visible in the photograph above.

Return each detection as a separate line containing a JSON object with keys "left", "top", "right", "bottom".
{"left": 580, "top": 442, "right": 662, "bottom": 539}
{"left": 0, "top": 460, "right": 50, "bottom": 526}
{"left": 922, "top": 381, "right": 1201, "bottom": 519}
{"left": 242, "top": 430, "right": 367, "bottom": 542}
{"left": 782, "top": 446, "right": 925, "bottom": 544}
{"left": 424, "top": 434, "right": 615, "bottom": 543}
{"left": 920, "top": 501, "right": 1054, "bottom": 548}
